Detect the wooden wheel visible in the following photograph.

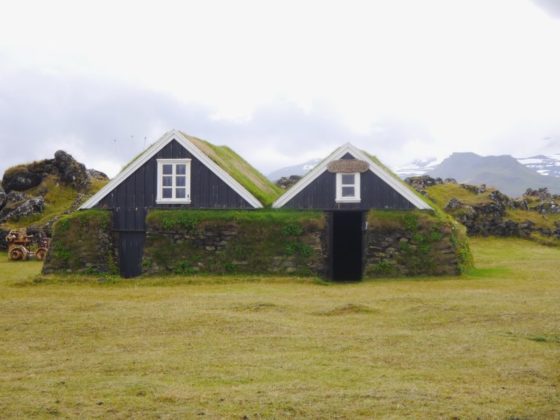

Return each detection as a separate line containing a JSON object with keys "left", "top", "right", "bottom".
{"left": 9, "top": 247, "right": 27, "bottom": 261}
{"left": 35, "top": 248, "right": 47, "bottom": 261}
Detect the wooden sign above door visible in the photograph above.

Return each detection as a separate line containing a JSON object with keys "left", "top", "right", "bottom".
{"left": 327, "top": 159, "right": 369, "bottom": 173}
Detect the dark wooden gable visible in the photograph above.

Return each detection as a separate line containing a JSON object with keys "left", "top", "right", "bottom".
{"left": 281, "top": 152, "right": 414, "bottom": 210}
{"left": 96, "top": 139, "right": 252, "bottom": 231}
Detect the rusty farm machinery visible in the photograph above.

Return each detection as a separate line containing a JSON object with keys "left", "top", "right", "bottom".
{"left": 6, "top": 228, "right": 50, "bottom": 261}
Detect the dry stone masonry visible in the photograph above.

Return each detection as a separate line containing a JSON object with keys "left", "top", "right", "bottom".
{"left": 43, "top": 209, "right": 469, "bottom": 278}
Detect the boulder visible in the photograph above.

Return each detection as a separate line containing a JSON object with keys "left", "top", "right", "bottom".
{"left": 5, "top": 190, "right": 28, "bottom": 204}
{"left": 0, "top": 191, "right": 29, "bottom": 221}
{"left": 275, "top": 175, "right": 302, "bottom": 190}
{"left": 87, "top": 168, "right": 109, "bottom": 181}
{"left": 0, "top": 185, "right": 6, "bottom": 210}
{"left": 2, "top": 166, "right": 44, "bottom": 192}
{"left": 525, "top": 187, "right": 551, "bottom": 201}
{"left": 0, "top": 196, "right": 45, "bottom": 224}
{"left": 54, "top": 150, "right": 90, "bottom": 191}
{"left": 445, "top": 198, "right": 464, "bottom": 211}
{"left": 460, "top": 183, "right": 487, "bottom": 195}
{"left": 405, "top": 175, "right": 443, "bottom": 192}
{"left": 512, "top": 199, "right": 529, "bottom": 210}
{"left": 533, "top": 201, "right": 560, "bottom": 214}
{"left": 488, "top": 190, "right": 512, "bottom": 209}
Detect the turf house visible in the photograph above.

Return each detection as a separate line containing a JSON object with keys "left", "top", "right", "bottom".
{"left": 43, "top": 130, "right": 471, "bottom": 280}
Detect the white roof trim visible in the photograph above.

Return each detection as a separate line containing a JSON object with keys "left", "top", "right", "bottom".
{"left": 80, "top": 129, "right": 263, "bottom": 209}
{"left": 272, "top": 143, "right": 432, "bottom": 210}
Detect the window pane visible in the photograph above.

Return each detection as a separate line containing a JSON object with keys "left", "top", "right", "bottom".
{"left": 163, "top": 176, "right": 172, "bottom": 187}
{"left": 162, "top": 188, "right": 172, "bottom": 199}
{"left": 176, "top": 164, "right": 186, "bottom": 175}
{"left": 176, "top": 176, "right": 186, "bottom": 187}
{"left": 342, "top": 186, "right": 355, "bottom": 197}
{"left": 176, "top": 188, "right": 186, "bottom": 199}
{"left": 162, "top": 164, "right": 173, "bottom": 175}
{"left": 341, "top": 174, "right": 355, "bottom": 185}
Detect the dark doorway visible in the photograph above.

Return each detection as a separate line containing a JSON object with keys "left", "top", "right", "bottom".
{"left": 331, "top": 211, "right": 364, "bottom": 281}
{"left": 118, "top": 232, "right": 145, "bottom": 278}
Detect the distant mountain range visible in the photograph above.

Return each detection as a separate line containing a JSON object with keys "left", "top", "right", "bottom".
{"left": 428, "top": 153, "right": 560, "bottom": 196}
{"left": 267, "top": 158, "right": 322, "bottom": 181}
{"left": 268, "top": 152, "right": 560, "bottom": 197}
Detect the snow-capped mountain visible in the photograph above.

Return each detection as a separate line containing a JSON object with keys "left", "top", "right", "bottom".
{"left": 394, "top": 157, "right": 442, "bottom": 179}
{"left": 517, "top": 155, "right": 560, "bottom": 177}
{"left": 396, "top": 154, "right": 560, "bottom": 179}
{"left": 395, "top": 152, "right": 560, "bottom": 196}
{"left": 267, "top": 158, "right": 322, "bottom": 181}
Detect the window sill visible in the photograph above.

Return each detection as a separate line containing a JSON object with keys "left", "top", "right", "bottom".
{"left": 335, "top": 198, "right": 361, "bottom": 203}
{"left": 156, "top": 199, "right": 192, "bottom": 205}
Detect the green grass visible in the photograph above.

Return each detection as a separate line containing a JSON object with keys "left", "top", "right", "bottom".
{"left": 147, "top": 208, "right": 324, "bottom": 230}
{"left": 506, "top": 208, "right": 560, "bottom": 230}
{"left": 0, "top": 237, "right": 559, "bottom": 418}
{"left": 185, "top": 133, "right": 282, "bottom": 207}
{"left": 426, "top": 183, "right": 494, "bottom": 208}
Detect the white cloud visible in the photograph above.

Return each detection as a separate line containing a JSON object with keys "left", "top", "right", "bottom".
{"left": 1, "top": 0, "right": 560, "bottom": 176}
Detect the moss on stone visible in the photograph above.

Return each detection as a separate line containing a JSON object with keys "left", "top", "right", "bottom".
{"left": 42, "top": 210, "right": 115, "bottom": 275}
{"left": 144, "top": 209, "right": 326, "bottom": 276}
{"left": 367, "top": 209, "right": 473, "bottom": 275}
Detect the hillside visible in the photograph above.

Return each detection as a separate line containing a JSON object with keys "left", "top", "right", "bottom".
{"left": 0, "top": 151, "right": 108, "bottom": 248}
{"left": 406, "top": 176, "right": 560, "bottom": 246}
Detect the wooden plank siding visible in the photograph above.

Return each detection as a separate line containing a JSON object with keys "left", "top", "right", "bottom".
{"left": 281, "top": 170, "right": 414, "bottom": 210}
{"left": 281, "top": 153, "right": 415, "bottom": 211}
{"left": 96, "top": 139, "right": 253, "bottom": 232}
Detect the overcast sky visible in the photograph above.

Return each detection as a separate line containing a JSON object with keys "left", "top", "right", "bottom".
{"left": 1, "top": 0, "right": 560, "bottom": 178}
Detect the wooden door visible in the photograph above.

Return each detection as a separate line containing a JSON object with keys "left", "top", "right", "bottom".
{"left": 118, "top": 231, "right": 145, "bottom": 278}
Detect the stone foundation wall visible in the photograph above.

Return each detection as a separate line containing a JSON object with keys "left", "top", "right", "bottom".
{"left": 364, "top": 211, "right": 469, "bottom": 277}
{"left": 143, "top": 210, "right": 328, "bottom": 276}
{"left": 42, "top": 210, "right": 116, "bottom": 274}
{"left": 42, "top": 209, "right": 470, "bottom": 279}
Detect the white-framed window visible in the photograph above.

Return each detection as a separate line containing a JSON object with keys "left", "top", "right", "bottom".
{"left": 336, "top": 172, "right": 361, "bottom": 203}
{"left": 156, "top": 159, "right": 192, "bottom": 204}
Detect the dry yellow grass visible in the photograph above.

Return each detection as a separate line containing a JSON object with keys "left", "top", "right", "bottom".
{"left": 0, "top": 237, "right": 559, "bottom": 418}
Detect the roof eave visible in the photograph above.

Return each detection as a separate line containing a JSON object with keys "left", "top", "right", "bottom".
{"left": 273, "top": 143, "right": 432, "bottom": 210}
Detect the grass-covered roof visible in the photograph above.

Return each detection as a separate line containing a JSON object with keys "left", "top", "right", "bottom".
{"left": 180, "top": 132, "right": 282, "bottom": 207}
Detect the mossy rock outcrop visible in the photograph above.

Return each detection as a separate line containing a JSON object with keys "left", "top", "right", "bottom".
{"left": 0, "top": 152, "right": 109, "bottom": 241}
{"left": 2, "top": 150, "right": 98, "bottom": 193}
{"left": 406, "top": 176, "right": 560, "bottom": 246}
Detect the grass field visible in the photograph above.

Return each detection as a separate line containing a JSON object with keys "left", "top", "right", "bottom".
{"left": 0, "top": 238, "right": 559, "bottom": 418}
